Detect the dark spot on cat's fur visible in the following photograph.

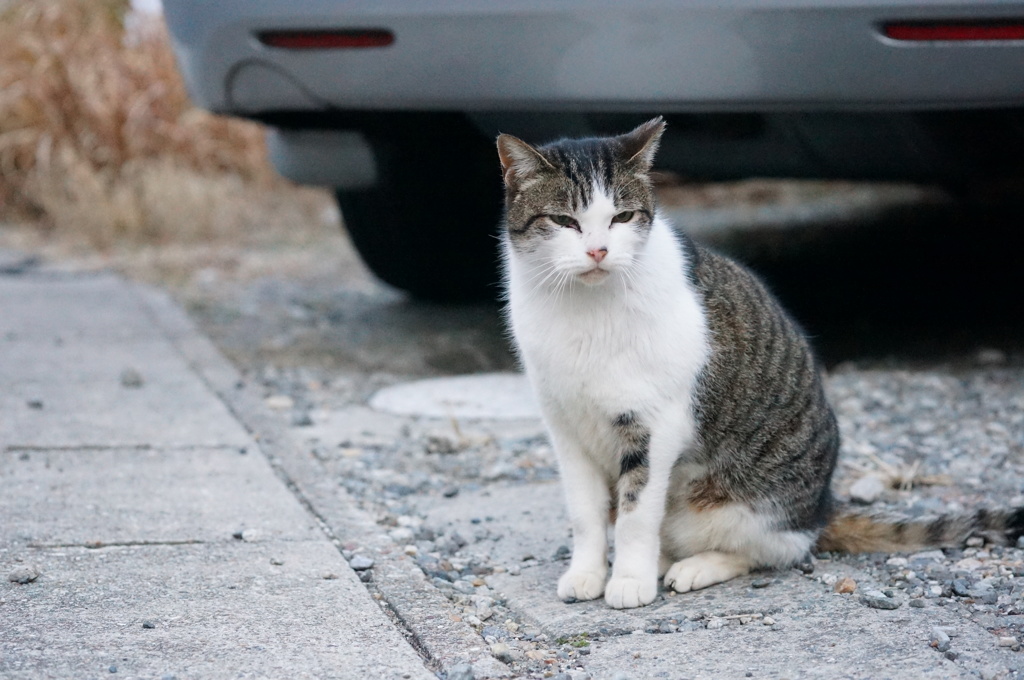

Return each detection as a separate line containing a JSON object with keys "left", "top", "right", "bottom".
{"left": 611, "top": 411, "right": 651, "bottom": 513}
{"left": 613, "top": 411, "right": 636, "bottom": 428}
{"left": 617, "top": 466, "right": 650, "bottom": 514}
{"left": 613, "top": 411, "right": 651, "bottom": 477}
{"left": 620, "top": 449, "right": 648, "bottom": 475}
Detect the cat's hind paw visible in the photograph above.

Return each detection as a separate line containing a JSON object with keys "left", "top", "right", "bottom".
{"left": 558, "top": 568, "right": 606, "bottom": 602}
{"left": 664, "top": 551, "right": 751, "bottom": 593}
{"left": 604, "top": 575, "right": 658, "bottom": 609}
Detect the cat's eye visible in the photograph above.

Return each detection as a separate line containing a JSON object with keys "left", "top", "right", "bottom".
{"left": 611, "top": 210, "right": 635, "bottom": 224}
{"left": 548, "top": 214, "right": 579, "bottom": 230}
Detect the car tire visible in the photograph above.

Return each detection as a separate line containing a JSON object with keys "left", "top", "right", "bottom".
{"left": 334, "top": 124, "right": 505, "bottom": 302}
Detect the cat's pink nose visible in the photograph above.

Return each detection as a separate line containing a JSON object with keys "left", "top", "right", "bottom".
{"left": 587, "top": 248, "right": 608, "bottom": 263}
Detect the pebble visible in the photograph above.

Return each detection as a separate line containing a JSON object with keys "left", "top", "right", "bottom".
{"left": 452, "top": 580, "right": 477, "bottom": 595}
{"left": 706, "top": 617, "right": 726, "bottom": 630}
{"left": 390, "top": 527, "right": 415, "bottom": 543}
{"left": 8, "top": 566, "right": 40, "bottom": 584}
{"left": 998, "top": 637, "right": 1017, "bottom": 647}
{"left": 290, "top": 410, "right": 313, "bottom": 427}
{"left": 265, "top": 394, "right": 294, "bottom": 410}
{"left": 751, "top": 578, "right": 772, "bottom": 589}
{"left": 426, "top": 432, "right": 461, "bottom": 454}
{"left": 910, "top": 550, "right": 946, "bottom": 562}
{"left": 349, "top": 555, "right": 375, "bottom": 571}
{"left": 490, "top": 642, "right": 514, "bottom": 663}
{"left": 861, "top": 590, "right": 901, "bottom": 610}
{"left": 142, "top": 620, "right": 156, "bottom": 629}
{"left": 849, "top": 475, "right": 886, "bottom": 504}
{"left": 930, "top": 627, "right": 951, "bottom": 652}
{"left": 120, "top": 368, "right": 144, "bottom": 388}
{"left": 833, "top": 576, "right": 857, "bottom": 594}
{"left": 909, "top": 598, "right": 926, "bottom": 608}
{"left": 240, "top": 529, "right": 261, "bottom": 542}
{"left": 446, "top": 662, "right": 475, "bottom": 680}
{"left": 951, "top": 579, "right": 971, "bottom": 597}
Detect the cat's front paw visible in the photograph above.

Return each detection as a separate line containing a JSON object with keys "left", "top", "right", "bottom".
{"left": 558, "top": 568, "right": 607, "bottom": 602}
{"left": 604, "top": 575, "right": 658, "bottom": 609}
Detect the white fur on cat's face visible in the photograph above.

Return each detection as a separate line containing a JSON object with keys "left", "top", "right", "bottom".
{"left": 527, "top": 182, "right": 647, "bottom": 288}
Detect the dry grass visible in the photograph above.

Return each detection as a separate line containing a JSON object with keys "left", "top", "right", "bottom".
{"left": 0, "top": 0, "right": 330, "bottom": 256}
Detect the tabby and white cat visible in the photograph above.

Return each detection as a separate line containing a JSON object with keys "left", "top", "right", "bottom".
{"left": 497, "top": 118, "right": 1024, "bottom": 609}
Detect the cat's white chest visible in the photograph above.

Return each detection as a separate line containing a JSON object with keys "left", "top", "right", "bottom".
{"left": 506, "top": 221, "right": 709, "bottom": 464}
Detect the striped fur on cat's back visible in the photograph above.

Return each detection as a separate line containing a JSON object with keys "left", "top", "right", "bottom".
{"left": 496, "top": 117, "right": 1024, "bottom": 610}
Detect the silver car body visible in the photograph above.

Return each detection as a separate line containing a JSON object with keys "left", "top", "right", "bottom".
{"left": 165, "top": 0, "right": 1024, "bottom": 116}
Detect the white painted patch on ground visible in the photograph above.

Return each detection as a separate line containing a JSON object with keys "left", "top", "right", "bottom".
{"left": 370, "top": 372, "right": 539, "bottom": 420}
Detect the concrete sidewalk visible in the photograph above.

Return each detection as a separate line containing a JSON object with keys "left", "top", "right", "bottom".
{"left": 0, "top": 269, "right": 434, "bottom": 679}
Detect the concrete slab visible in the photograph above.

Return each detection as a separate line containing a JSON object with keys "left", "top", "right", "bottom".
{"left": 578, "top": 605, "right": 981, "bottom": 680}
{"left": 0, "top": 447, "right": 321, "bottom": 549}
{"left": 0, "top": 540, "right": 432, "bottom": 680}
{"left": 0, "top": 273, "right": 162, "bottom": 342}
{"left": 1, "top": 336, "right": 250, "bottom": 448}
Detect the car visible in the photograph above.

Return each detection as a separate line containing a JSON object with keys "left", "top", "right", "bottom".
{"left": 162, "top": 0, "right": 1024, "bottom": 300}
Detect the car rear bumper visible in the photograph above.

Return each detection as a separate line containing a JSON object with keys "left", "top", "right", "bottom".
{"left": 164, "top": 0, "right": 1024, "bottom": 115}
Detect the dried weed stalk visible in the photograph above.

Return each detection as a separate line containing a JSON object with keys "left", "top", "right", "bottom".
{"left": 0, "top": 0, "right": 294, "bottom": 247}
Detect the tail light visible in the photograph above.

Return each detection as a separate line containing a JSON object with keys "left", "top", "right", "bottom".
{"left": 257, "top": 29, "right": 394, "bottom": 49}
{"left": 883, "top": 20, "right": 1024, "bottom": 42}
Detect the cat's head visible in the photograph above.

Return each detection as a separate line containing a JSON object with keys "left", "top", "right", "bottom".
{"left": 496, "top": 117, "right": 665, "bottom": 287}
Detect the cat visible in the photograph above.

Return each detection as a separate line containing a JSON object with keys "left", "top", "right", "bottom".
{"left": 496, "top": 117, "right": 1024, "bottom": 609}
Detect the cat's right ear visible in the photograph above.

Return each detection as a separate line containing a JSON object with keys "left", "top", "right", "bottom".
{"left": 497, "top": 134, "right": 553, "bottom": 188}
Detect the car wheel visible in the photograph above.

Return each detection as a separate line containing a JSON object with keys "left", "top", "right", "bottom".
{"left": 335, "top": 124, "right": 504, "bottom": 302}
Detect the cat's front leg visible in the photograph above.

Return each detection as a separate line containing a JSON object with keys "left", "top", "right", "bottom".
{"left": 605, "top": 409, "right": 692, "bottom": 609}
{"left": 550, "top": 431, "right": 611, "bottom": 602}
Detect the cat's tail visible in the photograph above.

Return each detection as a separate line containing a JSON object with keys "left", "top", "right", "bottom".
{"left": 816, "top": 506, "right": 1024, "bottom": 553}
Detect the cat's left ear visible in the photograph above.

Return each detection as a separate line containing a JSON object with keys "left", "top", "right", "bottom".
{"left": 618, "top": 116, "right": 666, "bottom": 172}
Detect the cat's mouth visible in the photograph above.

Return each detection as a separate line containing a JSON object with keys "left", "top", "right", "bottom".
{"left": 578, "top": 267, "right": 611, "bottom": 284}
